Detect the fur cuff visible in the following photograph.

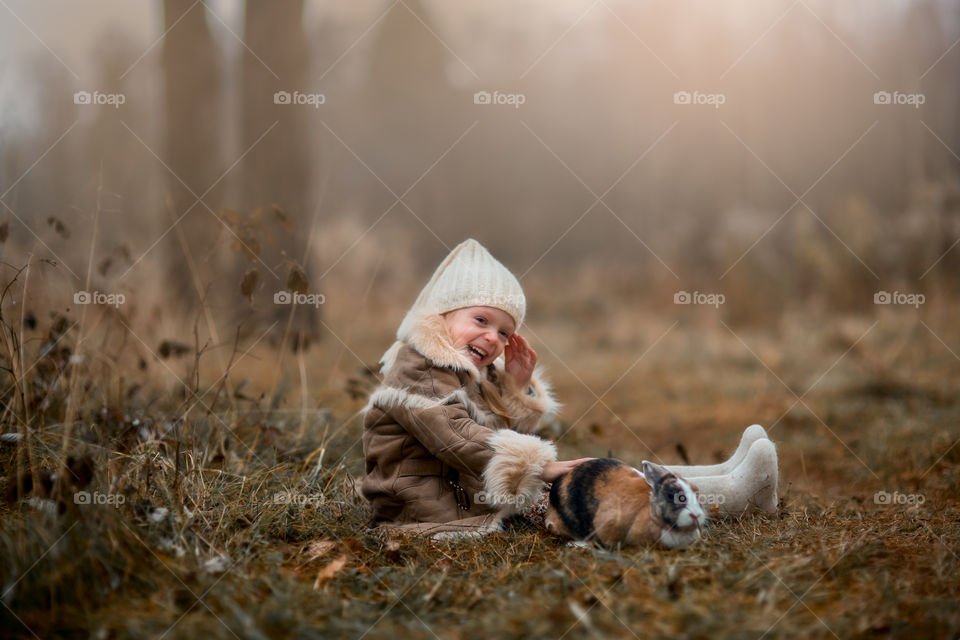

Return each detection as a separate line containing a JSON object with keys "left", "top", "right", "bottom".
{"left": 482, "top": 430, "right": 557, "bottom": 514}
{"left": 501, "top": 368, "right": 561, "bottom": 423}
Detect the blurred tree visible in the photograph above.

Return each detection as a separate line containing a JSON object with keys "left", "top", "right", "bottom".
{"left": 161, "top": 0, "right": 223, "bottom": 291}
{"left": 85, "top": 32, "right": 149, "bottom": 259}
{"left": 240, "top": 0, "right": 311, "bottom": 226}
{"left": 9, "top": 58, "right": 78, "bottom": 246}
{"left": 239, "top": 0, "right": 318, "bottom": 347}
{"left": 357, "top": 0, "right": 464, "bottom": 254}
{"left": 368, "top": 0, "right": 447, "bottom": 98}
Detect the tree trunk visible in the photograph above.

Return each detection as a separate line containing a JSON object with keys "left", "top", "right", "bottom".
{"left": 161, "top": 0, "right": 223, "bottom": 293}
{"left": 240, "top": 0, "right": 311, "bottom": 221}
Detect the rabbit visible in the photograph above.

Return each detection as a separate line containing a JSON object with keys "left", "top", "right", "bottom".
{"left": 545, "top": 458, "right": 704, "bottom": 549}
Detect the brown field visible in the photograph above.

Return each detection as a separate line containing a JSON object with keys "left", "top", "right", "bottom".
{"left": 1, "top": 260, "right": 957, "bottom": 640}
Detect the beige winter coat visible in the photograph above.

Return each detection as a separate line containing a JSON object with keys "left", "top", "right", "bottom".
{"left": 361, "top": 311, "right": 559, "bottom": 536}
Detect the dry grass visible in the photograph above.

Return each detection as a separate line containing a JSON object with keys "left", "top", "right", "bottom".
{"left": 1, "top": 261, "right": 958, "bottom": 640}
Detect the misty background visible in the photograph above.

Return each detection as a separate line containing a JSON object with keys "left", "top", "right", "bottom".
{"left": 1, "top": 0, "right": 959, "bottom": 338}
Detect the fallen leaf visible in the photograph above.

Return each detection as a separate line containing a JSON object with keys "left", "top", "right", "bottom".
{"left": 301, "top": 540, "right": 337, "bottom": 564}
{"left": 313, "top": 554, "right": 348, "bottom": 589}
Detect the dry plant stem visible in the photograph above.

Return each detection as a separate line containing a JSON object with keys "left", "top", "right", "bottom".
{"left": 272, "top": 175, "right": 329, "bottom": 430}
{"left": 204, "top": 325, "right": 244, "bottom": 457}
{"left": 171, "top": 319, "right": 206, "bottom": 505}
{"left": 17, "top": 259, "right": 31, "bottom": 430}
{"left": 169, "top": 195, "right": 237, "bottom": 411}
{"left": 0, "top": 263, "right": 34, "bottom": 502}
{"left": 20, "top": 259, "right": 42, "bottom": 503}
{"left": 191, "top": 317, "right": 202, "bottom": 398}
{"left": 296, "top": 346, "right": 309, "bottom": 445}
{"left": 173, "top": 418, "right": 183, "bottom": 510}
{"left": 266, "top": 301, "right": 299, "bottom": 418}
{"left": 60, "top": 172, "right": 102, "bottom": 485}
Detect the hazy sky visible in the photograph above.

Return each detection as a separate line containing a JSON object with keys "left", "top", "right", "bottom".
{"left": 0, "top": 0, "right": 943, "bottom": 134}
{"left": 0, "top": 0, "right": 609, "bottom": 132}
{"left": 0, "top": 0, "right": 595, "bottom": 78}
{"left": 0, "top": 0, "right": 925, "bottom": 89}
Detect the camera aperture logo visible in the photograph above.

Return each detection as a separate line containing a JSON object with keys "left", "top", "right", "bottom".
{"left": 473, "top": 90, "right": 526, "bottom": 109}
{"left": 674, "top": 90, "right": 725, "bottom": 109}
{"left": 74, "top": 290, "right": 125, "bottom": 308}
{"left": 674, "top": 290, "right": 725, "bottom": 308}
{"left": 874, "top": 290, "right": 924, "bottom": 308}
{"left": 74, "top": 90, "right": 126, "bottom": 108}
{"left": 274, "top": 291, "right": 325, "bottom": 308}
{"left": 873, "top": 91, "right": 925, "bottom": 108}
{"left": 274, "top": 90, "right": 326, "bottom": 108}
{"left": 74, "top": 491, "right": 125, "bottom": 506}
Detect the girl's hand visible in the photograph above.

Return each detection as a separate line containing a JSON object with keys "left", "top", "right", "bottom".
{"left": 504, "top": 333, "right": 537, "bottom": 389}
{"left": 542, "top": 458, "right": 594, "bottom": 483}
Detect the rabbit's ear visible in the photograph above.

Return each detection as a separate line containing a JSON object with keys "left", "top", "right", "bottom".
{"left": 641, "top": 461, "right": 666, "bottom": 488}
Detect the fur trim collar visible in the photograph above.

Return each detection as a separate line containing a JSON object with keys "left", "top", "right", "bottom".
{"left": 381, "top": 309, "right": 482, "bottom": 378}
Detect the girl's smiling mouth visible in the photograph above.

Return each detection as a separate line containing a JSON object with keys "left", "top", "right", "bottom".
{"left": 467, "top": 344, "right": 487, "bottom": 361}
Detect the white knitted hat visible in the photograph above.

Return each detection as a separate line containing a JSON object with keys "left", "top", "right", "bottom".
{"left": 397, "top": 239, "right": 526, "bottom": 340}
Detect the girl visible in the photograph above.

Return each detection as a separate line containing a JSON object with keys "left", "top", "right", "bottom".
{"left": 361, "top": 239, "right": 586, "bottom": 536}
{"left": 361, "top": 239, "right": 778, "bottom": 538}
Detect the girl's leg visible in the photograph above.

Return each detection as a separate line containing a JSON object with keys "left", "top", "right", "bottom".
{"left": 688, "top": 439, "right": 779, "bottom": 516}
{"left": 666, "top": 424, "right": 769, "bottom": 478}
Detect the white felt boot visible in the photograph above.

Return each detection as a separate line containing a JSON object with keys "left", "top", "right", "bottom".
{"left": 667, "top": 424, "right": 769, "bottom": 478}
{"left": 685, "top": 439, "right": 779, "bottom": 517}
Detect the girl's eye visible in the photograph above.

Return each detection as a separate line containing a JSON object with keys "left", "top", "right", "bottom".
{"left": 475, "top": 317, "right": 486, "bottom": 324}
{"left": 499, "top": 331, "right": 509, "bottom": 339}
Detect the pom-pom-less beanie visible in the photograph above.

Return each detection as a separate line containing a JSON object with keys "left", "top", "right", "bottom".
{"left": 397, "top": 239, "right": 526, "bottom": 343}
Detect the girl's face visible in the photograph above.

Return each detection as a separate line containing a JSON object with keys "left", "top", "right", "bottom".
{"left": 443, "top": 306, "right": 516, "bottom": 368}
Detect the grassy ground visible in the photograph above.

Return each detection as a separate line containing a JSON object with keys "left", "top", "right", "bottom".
{"left": 1, "top": 268, "right": 958, "bottom": 639}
